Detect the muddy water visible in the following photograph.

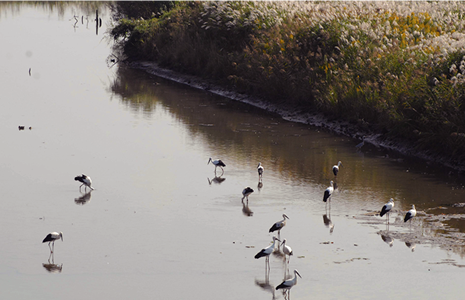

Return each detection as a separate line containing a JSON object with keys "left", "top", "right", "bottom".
{"left": 1, "top": 3, "right": 464, "bottom": 300}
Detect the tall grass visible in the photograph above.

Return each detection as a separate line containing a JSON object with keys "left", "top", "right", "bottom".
{"left": 110, "top": 1, "right": 465, "bottom": 166}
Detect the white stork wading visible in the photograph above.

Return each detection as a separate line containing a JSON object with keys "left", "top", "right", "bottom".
{"left": 207, "top": 158, "right": 226, "bottom": 174}
{"left": 269, "top": 214, "right": 289, "bottom": 240}
{"left": 323, "top": 181, "right": 334, "bottom": 203}
{"left": 74, "top": 174, "right": 94, "bottom": 191}
{"left": 276, "top": 269, "right": 302, "bottom": 298}
{"left": 332, "top": 161, "right": 343, "bottom": 176}
{"left": 404, "top": 205, "right": 416, "bottom": 224}
{"left": 281, "top": 239, "right": 293, "bottom": 263}
{"left": 257, "top": 162, "right": 264, "bottom": 181}
{"left": 255, "top": 237, "right": 280, "bottom": 271}
{"left": 42, "top": 232, "right": 63, "bottom": 253}
{"left": 380, "top": 198, "right": 395, "bottom": 224}
{"left": 242, "top": 187, "right": 254, "bottom": 202}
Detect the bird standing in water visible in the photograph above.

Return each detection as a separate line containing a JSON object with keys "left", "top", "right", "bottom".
{"left": 281, "top": 239, "right": 293, "bottom": 263}
{"left": 404, "top": 205, "right": 416, "bottom": 223}
{"left": 269, "top": 214, "right": 289, "bottom": 240}
{"left": 255, "top": 237, "right": 280, "bottom": 271}
{"left": 332, "top": 161, "right": 343, "bottom": 176}
{"left": 242, "top": 187, "right": 254, "bottom": 202}
{"left": 74, "top": 174, "right": 94, "bottom": 191}
{"left": 208, "top": 158, "right": 226, "bottom": 174}
{"left": 42, "top": 232, "right": 63, "bottom": 253}
{"left": 257, "top": 162, "right": 264, "bottom": 181}
{"left": 276, "top": 269, "right": 302, "bottom": 297}
{"left": 323, "top": 181, "right": 334, "bottom": 203}
{"left": 380, "top": 198, "right": 395, "bottom": 224}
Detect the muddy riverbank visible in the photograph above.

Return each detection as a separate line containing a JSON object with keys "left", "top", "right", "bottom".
{"left": 129, "top": 61, "right": 464, "bottom": 172}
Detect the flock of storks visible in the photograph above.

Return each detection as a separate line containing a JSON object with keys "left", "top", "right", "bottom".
{"left": 42, "top": 158, "right": 418, "bottom": 296}
{"left": 207, "top": 157, "right": 418, "bottom": 298}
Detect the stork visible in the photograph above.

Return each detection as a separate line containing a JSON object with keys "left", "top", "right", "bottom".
{"left": 323, "top": 181, "right": 334, "bottom": 203}
{"left": 276, "top": 269, "right": 302, "bottom": 298}
{"left": 332, "top": 161, "right": 343, "bottom": 176}
{"left": 269, "top": 214, "right": 289, "bottom": 240}
{"left": 257, "top": 162, "right": 264, "bottom": 181}
{"left": 404, "top": 205, "right": 416, "bottom": 223}
{"left": 74, "top": 174, "right": 93, "bottom": 191}
{"left": 207, "top": 158, "right": 226, "bottom": 174}
{"left": 281, "top": 239, "right": 293, "bottom": 263}
{"left": 255, "top": 237, "right": 280, "bottom": 271}
{"left": 380, "top": 198, "right": 395, "bottom": 224}
{"left": 42, "top": 232, "right": 63, "bottom": 253}
{"left": 242, "top": 187, "right": 254, "bottom": 202}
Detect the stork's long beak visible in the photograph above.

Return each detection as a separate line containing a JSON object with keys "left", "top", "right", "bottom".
{"left": 207, "top": 158, "right": 211, "bottom": 165}
{"left": 296, "top": 270, "right": 302, "bottom": 278}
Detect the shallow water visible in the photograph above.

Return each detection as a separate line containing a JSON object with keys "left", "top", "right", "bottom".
{"left": 1, "top": 3, "right": 464, "bottom": 300}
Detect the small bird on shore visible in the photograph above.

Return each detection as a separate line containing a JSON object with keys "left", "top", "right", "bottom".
{"left": 332, "top": 161, "right": 343, "bottom": 176}
{"left": 242, "top": 187, "right": 254, "bottom": 202}
{"left": 257, "top": 162, "right": 264, "bottom": 180}
{"left": 323, "top": 181, "right": 334, "bottom": 203}
{"left": 269, "top": 214, "right": 289, "bottom": 239}
{"left": 208, "top": 158, "right": 226, "bottom": 174}
{"left": 276, "top": 269, "right": 302, "bottom": 295}
{"left": 74, "top": 174, "right": 94, "bottom": 191}
{"left": 404, "top": 205, "right": 416, "bottom": 223}
{"left": 42, "top": 232, "right": 63, "bottom": 253}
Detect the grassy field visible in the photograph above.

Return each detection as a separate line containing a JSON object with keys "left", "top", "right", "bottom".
{"left": 110, "top": 1, "right": 465, "bottom": 168}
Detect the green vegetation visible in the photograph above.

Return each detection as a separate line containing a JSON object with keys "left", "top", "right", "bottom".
{"left": 110, "top": 1, "right": 465, "bottom": 166}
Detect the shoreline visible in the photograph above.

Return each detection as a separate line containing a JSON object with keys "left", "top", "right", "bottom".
{"left": 129, "top": 61, "right": 464, "bottom": 172}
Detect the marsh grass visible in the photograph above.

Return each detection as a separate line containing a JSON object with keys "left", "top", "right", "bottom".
{"left": 110, "top": 1, "right": 465, "bottom": 166}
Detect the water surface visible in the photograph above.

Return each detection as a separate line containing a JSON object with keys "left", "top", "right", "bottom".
{"left": 1, "top": 3, "right": 464, "bottom": 300}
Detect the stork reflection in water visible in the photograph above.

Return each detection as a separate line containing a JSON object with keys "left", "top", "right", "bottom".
{"left": 381, "top": 232, "right": 394, "bottom": 247}
{"left": 323, "top": 205, "right": 334, "bottom": 234}
{"left": 255, "top": 265, "right": 276, "bottom": 299}
{"left": 74, "top": 190, "right": 92, "bottom": 205}
{"left": 257, "top": 181, "right": 263, "bottom": 192}
{"left": 242, "top": 200, "right": 253, "bottom": 217}
{"left": 405, "top": 241, "right": 416, "bottom": 252}
{"left": 207, "top": 176, "right": 226, "bottom": 185}
{"left": 42, "top": 252, "right": 63, "bottom": 273}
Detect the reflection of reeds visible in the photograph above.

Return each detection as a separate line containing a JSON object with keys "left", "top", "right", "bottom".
{"left": 0, "top": 1, "right": 104, "bottom": 18}
{"left": 110, "top": 1, "right": 465, "bottom": 165}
